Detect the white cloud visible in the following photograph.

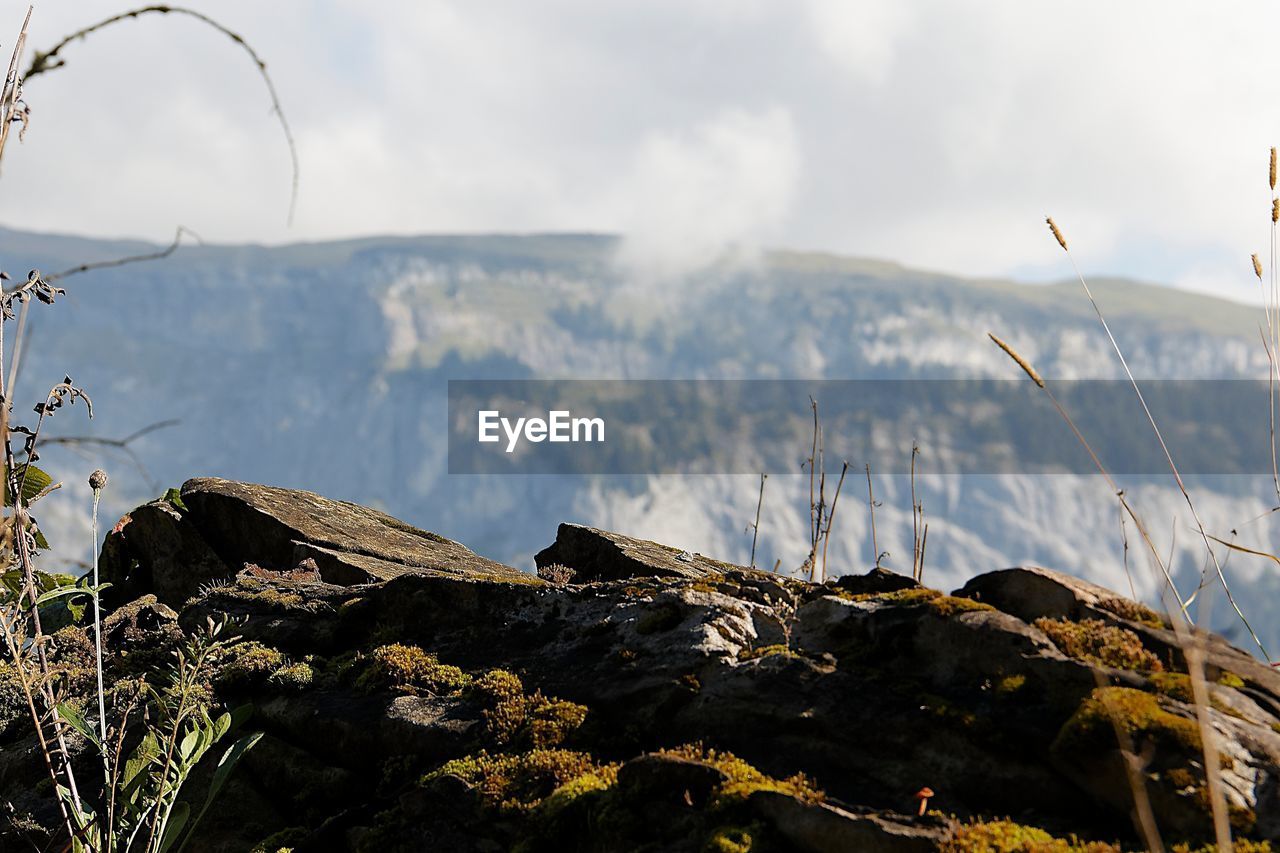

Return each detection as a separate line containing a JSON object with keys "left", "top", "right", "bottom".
{"left": 804, "top": 0, "right": 913, "bottom": 84}
{"left": 613, "top": 107, "right": 800, "bottom": 281}
{"left": 1, "top": 1, "right": 1280, "bottom": 299}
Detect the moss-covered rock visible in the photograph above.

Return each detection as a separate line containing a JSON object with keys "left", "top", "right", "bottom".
{"left": 1035, "top": 617, "right": 1162, "bottom": 672}
{"left": 356, "top": 643, "right": 471, "bottom": 695}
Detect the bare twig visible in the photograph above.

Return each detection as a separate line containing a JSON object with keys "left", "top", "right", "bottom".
{"left": 26, "top": 6, "right": 299, "bottom": 224}
{"left": 865, "top": 463, "right": 880, "bottom": 570}
{"left": 0, "top": 6, "right": 31, "bottom": 171}
{"left": 819, "top": 461, "right": 848, "bottom": 582}
{"left": 47, "top": 225, "right": 201, "bottom": 282}
{"left": 1046, "top": 216, "right": 1270, "bottom": 663}
{"left": 749, "top": 472, "right": 766, "bottom": 569}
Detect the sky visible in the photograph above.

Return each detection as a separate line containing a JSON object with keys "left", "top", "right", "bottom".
{"left": 3, "top": 1, "right": 1280, "bottom": 301}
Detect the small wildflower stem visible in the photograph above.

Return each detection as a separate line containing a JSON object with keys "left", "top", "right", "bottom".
{"left": 91, "top": 478, "right": 109, "bottom": 796}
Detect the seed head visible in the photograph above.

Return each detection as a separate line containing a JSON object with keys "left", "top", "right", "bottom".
{"left": 1271, "top": 147, "right": 1276, "bottom": 191}
{"left": 1045, "top": 217, "right": 1068, "bottom": 251}
{"left": 1255, "top": 254, "right": 1265, "bottom": 280}
{"left": 1273, "top": 198, "right": 1278, "bottom": 224}
{"left": 988, "top": 333, "right": 1045, "bottom": 388}
{"left": 88, "top": 469, "right": 107, "bottom": 491}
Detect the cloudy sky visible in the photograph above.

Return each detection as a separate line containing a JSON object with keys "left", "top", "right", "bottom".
{"left": 3, "top": 1, "right": 1279, "bottom": 300}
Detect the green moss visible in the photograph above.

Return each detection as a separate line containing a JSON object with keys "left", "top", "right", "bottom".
{"left": 215, "top": 641, "right": 287, "bottom": 689}
{"left": 207, "top": 578, "right": 309, "bottom": 612}
{"left": 1095, "top": 596, "right": 1164, "bottom": 629}
{"left": 536, "top": 765, "right": 620, "bottom": 819}
{"left": 267, "top": 662, "right": 314, "bottom": 692}
{"left": 1035, "top": 617, "right": 1162, "bottom": 672}
{"left": 356, "top": 644, "right": 472, "bottom": 695}
{"left": 994, "top": 675, "right": 1026, "bottom": 697}
{"left": 738, "top": 644, "right": 795, "bottom": 662}
{"left": 688, "top": 573, "right": 728, "bottom": 595}
{"left": 1053, "top": 687, "right": 1201, "bottom": 759}
{"left": 941, "top": 819, "right": 1120, "bottom": 852}
{"left": 657, "top": 743, "right": 823, "bottom": 806}
{"left": 1147, "top": 672, "right": 1242, "bottom": 718}
{"left": 425, "top": 749, "right": 616, "bottom": 813}
{"left": 468, "top": 669, "right": 588, "bottom": 748}
{"left": 1217, "top": 671, "right": 1246, "bottom": 689}
{"left": 851, "top": 587, "right": 993, "bottom": 616}
{"left": 704, "top": 825, "right": 754, "bottom": 853}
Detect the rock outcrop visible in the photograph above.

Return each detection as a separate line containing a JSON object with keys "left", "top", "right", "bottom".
{"left": 6, "top": 479, "right": 1280, "bottom": 852}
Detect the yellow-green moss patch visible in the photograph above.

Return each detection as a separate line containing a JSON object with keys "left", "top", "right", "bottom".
{"left": 738, "top": 644, "right": 796, "bottom": 662}
{"left": 1034, "top": 617, "right": 1162, "bottom": 672}
{"left": 1218, "top": 671, "right": 1246, "bottom": 689}
{"left": 425, "top": 749, "right": 617, "bottom": 813}
{"left": 657, "top": 743, "right": 823, "bottom": 806}
{"left": 704, "top": 825, "right": 755, "bottom": 853}
{"left": 215, "top": 641, "right": 287, "bottom": 689}
{"left": 468, "top": 668, "right": 588, "bottom": 749}
{"left": 941, "top": 819, "right": 1120, "bottom": 852}
{"left": 1095, "top": 596, "right": 1164, "bottom": 629}
{"left": 850, "top": 587, "right": 993, "bottom": 617}
{"left": 267, "top": 661, "right": 314, "bottom": 692}
{"left": 356, "top": 643, "right": 472, "bottom": 695}
{"left": 1053, "top": 686, "right": 1200, "bottom": 758}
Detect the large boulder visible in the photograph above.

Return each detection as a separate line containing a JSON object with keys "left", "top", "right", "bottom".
{"left": 101, "top": 478, "right": 534, "bottom": 606}
{"left": 534, "top": 522, "right": 751, "bottom": 581}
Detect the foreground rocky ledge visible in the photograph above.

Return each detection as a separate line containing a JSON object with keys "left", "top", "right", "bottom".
{"left": 3, "top": 478, "right": 1279, "bottom": 852}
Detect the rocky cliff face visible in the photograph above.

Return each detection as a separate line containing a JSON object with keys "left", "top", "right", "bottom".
{"left": 4, "top": 479, "right": 1280, "bottom": 852}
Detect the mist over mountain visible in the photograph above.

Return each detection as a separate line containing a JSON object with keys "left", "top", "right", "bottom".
{"left": 4, "top": 226, "right": 1277, "bottom": 655}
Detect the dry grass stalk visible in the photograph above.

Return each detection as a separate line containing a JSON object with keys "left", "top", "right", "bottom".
{"left": 819, "top": 461, "right": 848, "bottom": 582}
{"left": 1046, "top": 216, "right": 1068, "bottom": 251}
{"left": 987, "top": 333, "right": 1044, "bottom": 388}
{"left": 865, "top": 464, "right": 881, "bottom": 570}
{"left": 1043, "top": 216, "right": 1270, "bottom": 663}
{"left": 749, "top": 472, "right": 767, "bottom": 569}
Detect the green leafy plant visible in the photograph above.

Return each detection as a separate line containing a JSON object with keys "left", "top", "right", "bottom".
{"left": 57, "top": 618, "right": 262, "bottom": 853}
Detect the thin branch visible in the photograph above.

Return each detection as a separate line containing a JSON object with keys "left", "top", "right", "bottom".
{"left": 44, "top": 419, "right": 179, "bottom": 491}
{"left": 48, "top": 226, "right": 201, "bottom": 282}
{"left": 749, "top": 472, "right": 766, "bottom": 569}
{"left": 26, "top": 6, "right": 299, "bottom": 224}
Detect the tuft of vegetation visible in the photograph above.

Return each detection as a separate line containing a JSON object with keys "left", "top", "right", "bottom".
{"left": 469, "top": 668, "right": 588, "bottom": 749}
{"left": 1095, "top": 596, "right": 1164, "bottom": 628}
{"left": 424, "top": 749, "right": 616, "bottom": 813}
{"left": 657, "top": 743, "right": 824, "bottom": 806}
{"left": 215, "top": 641, "right": 286, "bottom": 690}
{"left": 850, "top": 587, "right": 994, "bottom": 617}
{"left": 536, "top": 563, "right": 577, "bottom": 586}
{"left": 941, "top": 819, "right": 1120, "bottom": 852}
{"left": 356, "top": 643, "right": 472, "bottom": 695}
{"left": 737, "top": 644, "right": 797, "bottom": 662}
{"left": 1034, "top": 617, "right": 1162, "bottom": 672}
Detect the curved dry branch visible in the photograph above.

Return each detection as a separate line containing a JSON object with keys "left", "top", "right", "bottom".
{"left": 48, "top": 226, "right": 201, "bottom": 282}
{"left": 25, "top": 5, "right": 299, "bottom": 224}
